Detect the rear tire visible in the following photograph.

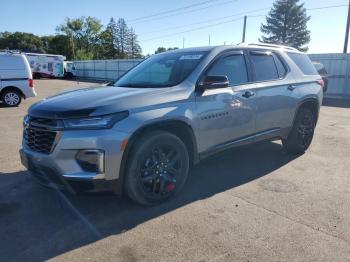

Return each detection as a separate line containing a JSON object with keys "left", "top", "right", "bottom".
{"left": 33, "top": 73, "right": 41, "bottom": 79}
{"left": 125, "top": 131, "right": 189, "bottom": 205}
{"left": 1, "top": 89, "right": 22, "bottom": 107}
{"left": 282, "top": 108, "right": 315, "bottom": 154}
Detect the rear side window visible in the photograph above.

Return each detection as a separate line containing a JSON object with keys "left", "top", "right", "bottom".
{"left": 207, "top": 54, "right": 248, "bottom": 86}
{"left": 250, "top": 53, "right": 279, "bottom": 81}
{"left": 288, "top": 53, "right": 318, "bottom": 75}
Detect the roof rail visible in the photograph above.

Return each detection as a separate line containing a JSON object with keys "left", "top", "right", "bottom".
{"left": 0, "top": 49, "right": 22, "bottom": 54}
{"left": 243, "top": 43, "right": 298, "bottom": 51}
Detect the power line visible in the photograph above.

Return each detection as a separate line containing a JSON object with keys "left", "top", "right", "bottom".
{"left": 141, "top": 17, "right": 243, "bottom": 42}
{"left": 127, "top": 0, "right": 222, "bottom": 22}
{"left": 139, "top": 3, "right": 348, "bottom": 44}
{"left": 138, "top": 7, "right": 268, "bottom": 36}
{"left": 138, "top": 3, "right": 347, "bottom": 37}
{"left": 307, "top": 3, "right": 348, "bottom": 11}
{"left": 248, "top": 3, "right": 349, "bottom": 18}
{"left": 129, "top": 0, "right": 238, "bottom": 25}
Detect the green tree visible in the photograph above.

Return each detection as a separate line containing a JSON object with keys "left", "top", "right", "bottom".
{"left": 127, "top": 27, "right": 142, "bottom": 58}
{"left": 155, "top": 47, "right": 167, "bottom": 54}
{"left": 154, "top": 47, "right": 179, "bottom": 54}
{"left": 167, "top": 47, "right": 179, "bottom": 51}
{"left": 57, "top": 16, "right": 103, "bottom": 59}
{"left": 260, "top": 0, "right": 311, "bottom": 51}
{"left": 0, "top": 32, "right": 46, "bottom": 53}
{"left": 115, "top": 18, "right": 129, "bottom": 58}
{"left": 100, "top": 18, "right": 142, "bottom": 59}
{"left": 100, "top": 18, "right": 118, "bottom": 59}
{"left": 0, "top": 16, "right": 143, "bottom": 60}
{"left": 41, "top": 35, "right": 73, "bottom": 59}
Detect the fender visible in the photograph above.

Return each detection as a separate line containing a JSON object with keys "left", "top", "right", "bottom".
{"left": 289, "top": 97, "right": 320, "bottom": 134}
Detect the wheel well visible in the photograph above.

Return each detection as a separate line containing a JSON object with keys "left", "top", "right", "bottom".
{"left": 298, "top": 99, "right": 320, "bottom": 124}
{"left": 117, "top": 120, "right": 198, "bottom": 194}
{"left": 130, "top": 121, "right": 197, "bottom": 165}
{"left": 0, "top": 86, "right": 25, "bottom": 99}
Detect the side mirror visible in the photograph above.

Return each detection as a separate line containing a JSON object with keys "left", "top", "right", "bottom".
{"left": 198, "top": 75, "right": 229, "bottom": 90}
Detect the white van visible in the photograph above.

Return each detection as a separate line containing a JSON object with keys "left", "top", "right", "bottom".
{"left": 63, "top": 61, "right": 77, "bottom": 78}
{"left": 0, "top": 51, "right": 36, "bottom": 107}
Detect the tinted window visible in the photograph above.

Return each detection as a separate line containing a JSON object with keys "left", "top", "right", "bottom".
{"left": 288, "top": 53, "right": 318, "bottom": 75}
{"left": 250, "top": 53, "right": 279, "bottom": 81}
{"left": 117, "top": 51, "right": 207, "bottom": 87}
{"left": 274, "top": 55, "right": 287, "bottom": 78}
{"left": 207, "top": 54, "right": 248, "bottom": 86}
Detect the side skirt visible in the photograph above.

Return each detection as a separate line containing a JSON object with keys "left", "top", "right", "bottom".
{"left": 198, "top": 128, "right": 283, "bottom": 161}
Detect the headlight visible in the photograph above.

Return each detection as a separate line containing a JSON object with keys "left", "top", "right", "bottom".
{"left": 63, "top": 111, "right": 129, "bottom": 130}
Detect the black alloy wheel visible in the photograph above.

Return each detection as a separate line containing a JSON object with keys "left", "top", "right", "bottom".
{"left": 125, "top": 130, "right": 189, "bottom": 205}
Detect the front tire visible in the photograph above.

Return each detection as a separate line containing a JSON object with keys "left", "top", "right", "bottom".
{"left": 282, "top": 108, "right": 315, "bottom": 154}
{"left": 125, "top": 131, "right": 189, "bottom": 205}
{"left": 2, "top": 89, "right": 22, "bottom": 107}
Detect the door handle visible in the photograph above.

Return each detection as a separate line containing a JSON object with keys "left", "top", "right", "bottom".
{"left": 242, "top": 91, "right": 255, "bottom": 98}
{"left": 288, "top": 85, "right": 297, "bottom": 91}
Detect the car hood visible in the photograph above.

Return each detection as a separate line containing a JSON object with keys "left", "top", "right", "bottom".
{"left": 28, "top": 85, "right": 187, "bottom": 119}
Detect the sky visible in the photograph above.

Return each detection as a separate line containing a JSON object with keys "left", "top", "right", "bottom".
{"left": 0, "top": 0, "right": 348, "bottom": 55}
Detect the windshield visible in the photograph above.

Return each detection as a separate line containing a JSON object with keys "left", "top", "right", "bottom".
{"left": 116, "top": 51, "right": 208, "bottom": 88}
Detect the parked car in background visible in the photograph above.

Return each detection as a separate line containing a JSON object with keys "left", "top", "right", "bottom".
{"left": 25, "top": 53, "right": 65, "bottom": 79}
{"left": 64, "top": 61, "right": 76, "bottom": 78}
{"left": 20, "top": 44, "right": 323, "bottom": 205}
{"left": 0, "top": 50, "right": 36, "bottom": 107}
{"left": 312, "top": 62, "right": 329, "bottom": 93}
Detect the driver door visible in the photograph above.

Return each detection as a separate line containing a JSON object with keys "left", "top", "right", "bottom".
{"left": 195, "top": 51, "right": 257, "bottom": 153}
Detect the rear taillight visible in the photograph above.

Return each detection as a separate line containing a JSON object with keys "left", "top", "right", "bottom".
{"left": 316, "top": 79, "right": 324, "bottom": 89}
{"left": 28, "top": 79, "right": 34, "bottom": 88}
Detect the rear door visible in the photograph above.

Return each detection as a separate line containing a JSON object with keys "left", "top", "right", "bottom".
{"left": 195, "top": 51, "right": 257, "bottom": 153}
{"left": 248, "top": 50, "right": 299, "bottom": 136}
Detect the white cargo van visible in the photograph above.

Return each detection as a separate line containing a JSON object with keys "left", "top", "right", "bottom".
{"left": 25, "top": 53, "right": 65, "bottom": 78}
{"left": 0, "top": 51, "right": 36, "bottom": 107}
{"left": 63, "top": 61, "right": 77, "bottom": 78}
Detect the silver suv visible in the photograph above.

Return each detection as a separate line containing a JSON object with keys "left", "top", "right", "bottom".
{"left": 20, "top": 44, "right": 323, "bottom": 205}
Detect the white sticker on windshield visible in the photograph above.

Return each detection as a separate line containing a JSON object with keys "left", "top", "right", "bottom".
{"left": 179, "top": 54, "right": 203, "bottom": 60}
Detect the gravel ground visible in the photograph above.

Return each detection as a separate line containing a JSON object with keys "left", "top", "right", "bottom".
{"left": 0, "top": 79, "right": 349, "bottom": 262}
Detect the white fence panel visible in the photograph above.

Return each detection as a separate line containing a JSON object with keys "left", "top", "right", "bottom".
{"left": 74, "top": 59, "right": 143, "bottom": 81}
{"left": 309, "top": 53, "right": 350, "bottom": 98}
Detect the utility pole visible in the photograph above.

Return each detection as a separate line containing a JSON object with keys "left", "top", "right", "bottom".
{"left": 209, "top": 35, "right": 211, "bottom": 46}
{"left": 344, "top": 0, "right": 350, "bottom": 53}
{"left": 182, "top": 37, "right": 185, "bottom": 48}
{"left": 242, "top": 15, "right": 247, "bottom": 43}
{"left": 70, "top": 34, "right": 75, "bottom": 60}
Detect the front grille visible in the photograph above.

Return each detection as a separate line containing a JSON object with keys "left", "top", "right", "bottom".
{"left": 24, "top": 128, "right": 57, "bottom": 154}
{"left": 23, "top": 116, "right": 61, "bottom": 154}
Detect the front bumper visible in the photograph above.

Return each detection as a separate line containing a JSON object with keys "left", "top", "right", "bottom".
{"left": 20, "top": 128, "right": 130, "bottom": 194}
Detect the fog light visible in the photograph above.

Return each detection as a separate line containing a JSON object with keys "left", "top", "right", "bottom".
{"left": 76, "top": 150, "right": 105, "bottom": 173}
